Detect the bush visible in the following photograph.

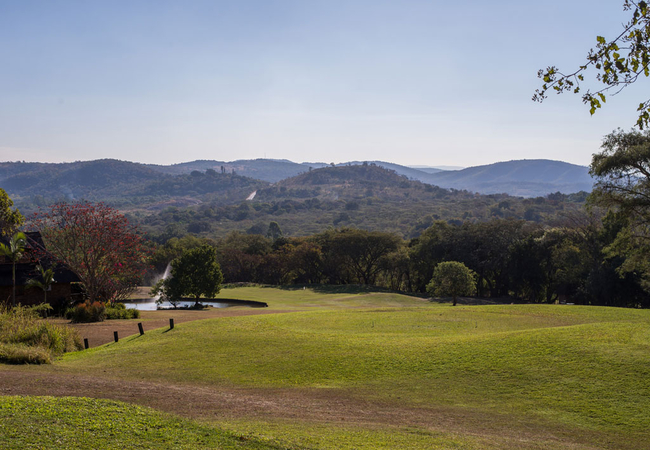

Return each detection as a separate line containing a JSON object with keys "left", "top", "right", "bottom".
{"left": 66, "top": 301, "right": 106, "bottom": 323}
{"left": 0, "top": 305, "right": 82, "bottom": 364}
{"left": 105, "top": 303, "right": 140, "bottom": 320}
{"left": 67, "top": 301, "right": 139, "bottom": 321}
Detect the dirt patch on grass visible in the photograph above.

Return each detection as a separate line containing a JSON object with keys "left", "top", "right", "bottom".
{"left": 50, "top": 307, "right": 292, "bottom": 348}
{"left": 0, "top": 368, "right": 627, "bottom": 450}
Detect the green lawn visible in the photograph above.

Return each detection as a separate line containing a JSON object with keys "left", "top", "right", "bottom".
{"left": 214, "top": 284, "right": 429, "bottom": 309}
{"left": 0, "top": 396, "right": 286, "bottom": 450}
{"left": 4, "top": 287, "right": 650, "bottom": 449}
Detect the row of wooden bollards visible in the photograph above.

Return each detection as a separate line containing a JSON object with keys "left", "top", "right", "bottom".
{"left": 82, "top": 318, "right": 175, "bottom": 350}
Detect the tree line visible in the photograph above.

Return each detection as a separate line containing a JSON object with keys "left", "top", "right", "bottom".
{"left": 149, "top": 213, "right": 650, "bottom": 308}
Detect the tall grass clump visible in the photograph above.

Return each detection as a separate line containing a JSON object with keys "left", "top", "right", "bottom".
{"left": 0, "top": 305, "right": 82, "bottom": 364}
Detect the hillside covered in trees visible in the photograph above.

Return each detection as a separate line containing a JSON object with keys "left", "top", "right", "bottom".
{"left": 0, "top": 159, "right": 268, "bottom": 213}
{"left": 138, "top": 164, "right": 587, "bottom": 240}
{"left": 0, "top": 157, "right": 592, "bottom": 213}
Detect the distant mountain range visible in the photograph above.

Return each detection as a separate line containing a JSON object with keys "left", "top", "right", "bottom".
{"left": 0, "top": 158, "right": 593, "bottom": 212}
{"left": 409, "top": 165, "right": 465, "bottom": 172}
{"left": 423, "top": 160, "right": 593, "bottom": 197}
{"left": 143, "top": 159, "right": 447, "bottom": 183}
{"left": 139, "top": 158, "right": 592, "bottom": 197}
{"left": 145, "top": 159, "right": 313, "bottom": 183}
{"left": 0, "top": 158, "right": 592, "bottom": 237}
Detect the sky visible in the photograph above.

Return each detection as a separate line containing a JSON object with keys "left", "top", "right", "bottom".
{"left": 0, "top": 1, "right": 642, "bottom": 167}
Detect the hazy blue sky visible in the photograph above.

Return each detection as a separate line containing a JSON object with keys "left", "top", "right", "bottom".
{"left": 0, "top": 1, "right": 640, "bottom": 167}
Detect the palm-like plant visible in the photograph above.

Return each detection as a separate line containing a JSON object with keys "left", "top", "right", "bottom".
{"left": 26, "top": 264, "right": 56, "bottom": 304}
{"left": 0, "top": 231, "right": 28, "bottom": 307}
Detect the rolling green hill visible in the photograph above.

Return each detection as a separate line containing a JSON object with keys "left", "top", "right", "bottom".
{"left": 15, "top": 286, "right": 649, "bottom": 450}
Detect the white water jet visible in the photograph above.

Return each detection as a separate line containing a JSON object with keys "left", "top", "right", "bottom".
{"left": 162, "top": 262, "right": 172, "bottom": 280}
{"left": 246, "top": 190, "right": 257, "bottom": 201}
{"left": 152, "top": 262, "right": 172, "bottom": 301}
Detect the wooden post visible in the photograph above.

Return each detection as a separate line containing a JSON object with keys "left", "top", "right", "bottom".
{"left": 138, "top": 322, "right": 144, "bottom": 335}
{"left": 169, "top": 318, "right": 174, "bottom": 329}
{"left": 84, "top": 338, "right": 89, "bottom": 349}
{"left": 113, "top": 331, "right": 119, "bottom": 343}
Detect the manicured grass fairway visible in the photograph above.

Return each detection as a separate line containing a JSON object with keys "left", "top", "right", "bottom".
{"left": 214, "top": 285, "right": 429, "bottom": 309}
{"left": 6, "top": 287, "right": 650, "bottom": 449}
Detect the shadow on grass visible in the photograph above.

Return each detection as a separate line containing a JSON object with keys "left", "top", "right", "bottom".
{"left": 429, "top": 296, "right": 531, "bottom": 306}
{"left": 222, "top": 282, "right": 431, "bottom": 298}
{"left": 273, "top": 284, "right": 430, "bottom": 298}
{"left": 276, "top": 284, "right": 386, "bottom": 294}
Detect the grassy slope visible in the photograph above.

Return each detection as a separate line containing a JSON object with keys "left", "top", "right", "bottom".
{"left": 60, "top": 306, "right": 650, "bottom": 424}
{"left": 4, "top": 287, "right": 650, "bottom": 449}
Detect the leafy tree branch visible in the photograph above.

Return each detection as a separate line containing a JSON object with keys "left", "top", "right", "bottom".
{"left": 534, "top": 1, "right": 650, "bottom": 128}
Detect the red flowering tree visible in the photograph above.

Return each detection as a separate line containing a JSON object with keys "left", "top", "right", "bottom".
{"left": 31, "top": 202, "right": 149, "bottom": 303}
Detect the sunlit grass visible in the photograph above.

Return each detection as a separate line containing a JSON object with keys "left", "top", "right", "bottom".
{"left": 0, "top": 396, "right": 287, "bottom": 450}
{"left": 58, "top": 304, "right": 650, "bottom": 438}
{"left": 0, "top": 396, "right": 496, "bottom": 450}
{"left": 7, "top": 287, "right": 649, "bottom": 449}
{"left": 213, "top": 285, "right": 429, "bottom": 309}
{"left": 218, "top": 419, "right": 487, "bottom": 450}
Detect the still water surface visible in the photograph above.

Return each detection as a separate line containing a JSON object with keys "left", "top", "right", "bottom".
{"left": 122, "top": 299, "right": 265, "bottom": 311}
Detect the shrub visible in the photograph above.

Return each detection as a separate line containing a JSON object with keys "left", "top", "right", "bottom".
{"left": 66, "top": 301, "right": 106, "bottom": 323}
{"left": 0, "top": 305, "right": 82, "bottom": 364}
{"left": 105, "top": 303, "right": 140, "bottom": 320}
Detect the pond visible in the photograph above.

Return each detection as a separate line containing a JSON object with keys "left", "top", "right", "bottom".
{"left": 121, "top": 298, "right": 268, "bottom": 311}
